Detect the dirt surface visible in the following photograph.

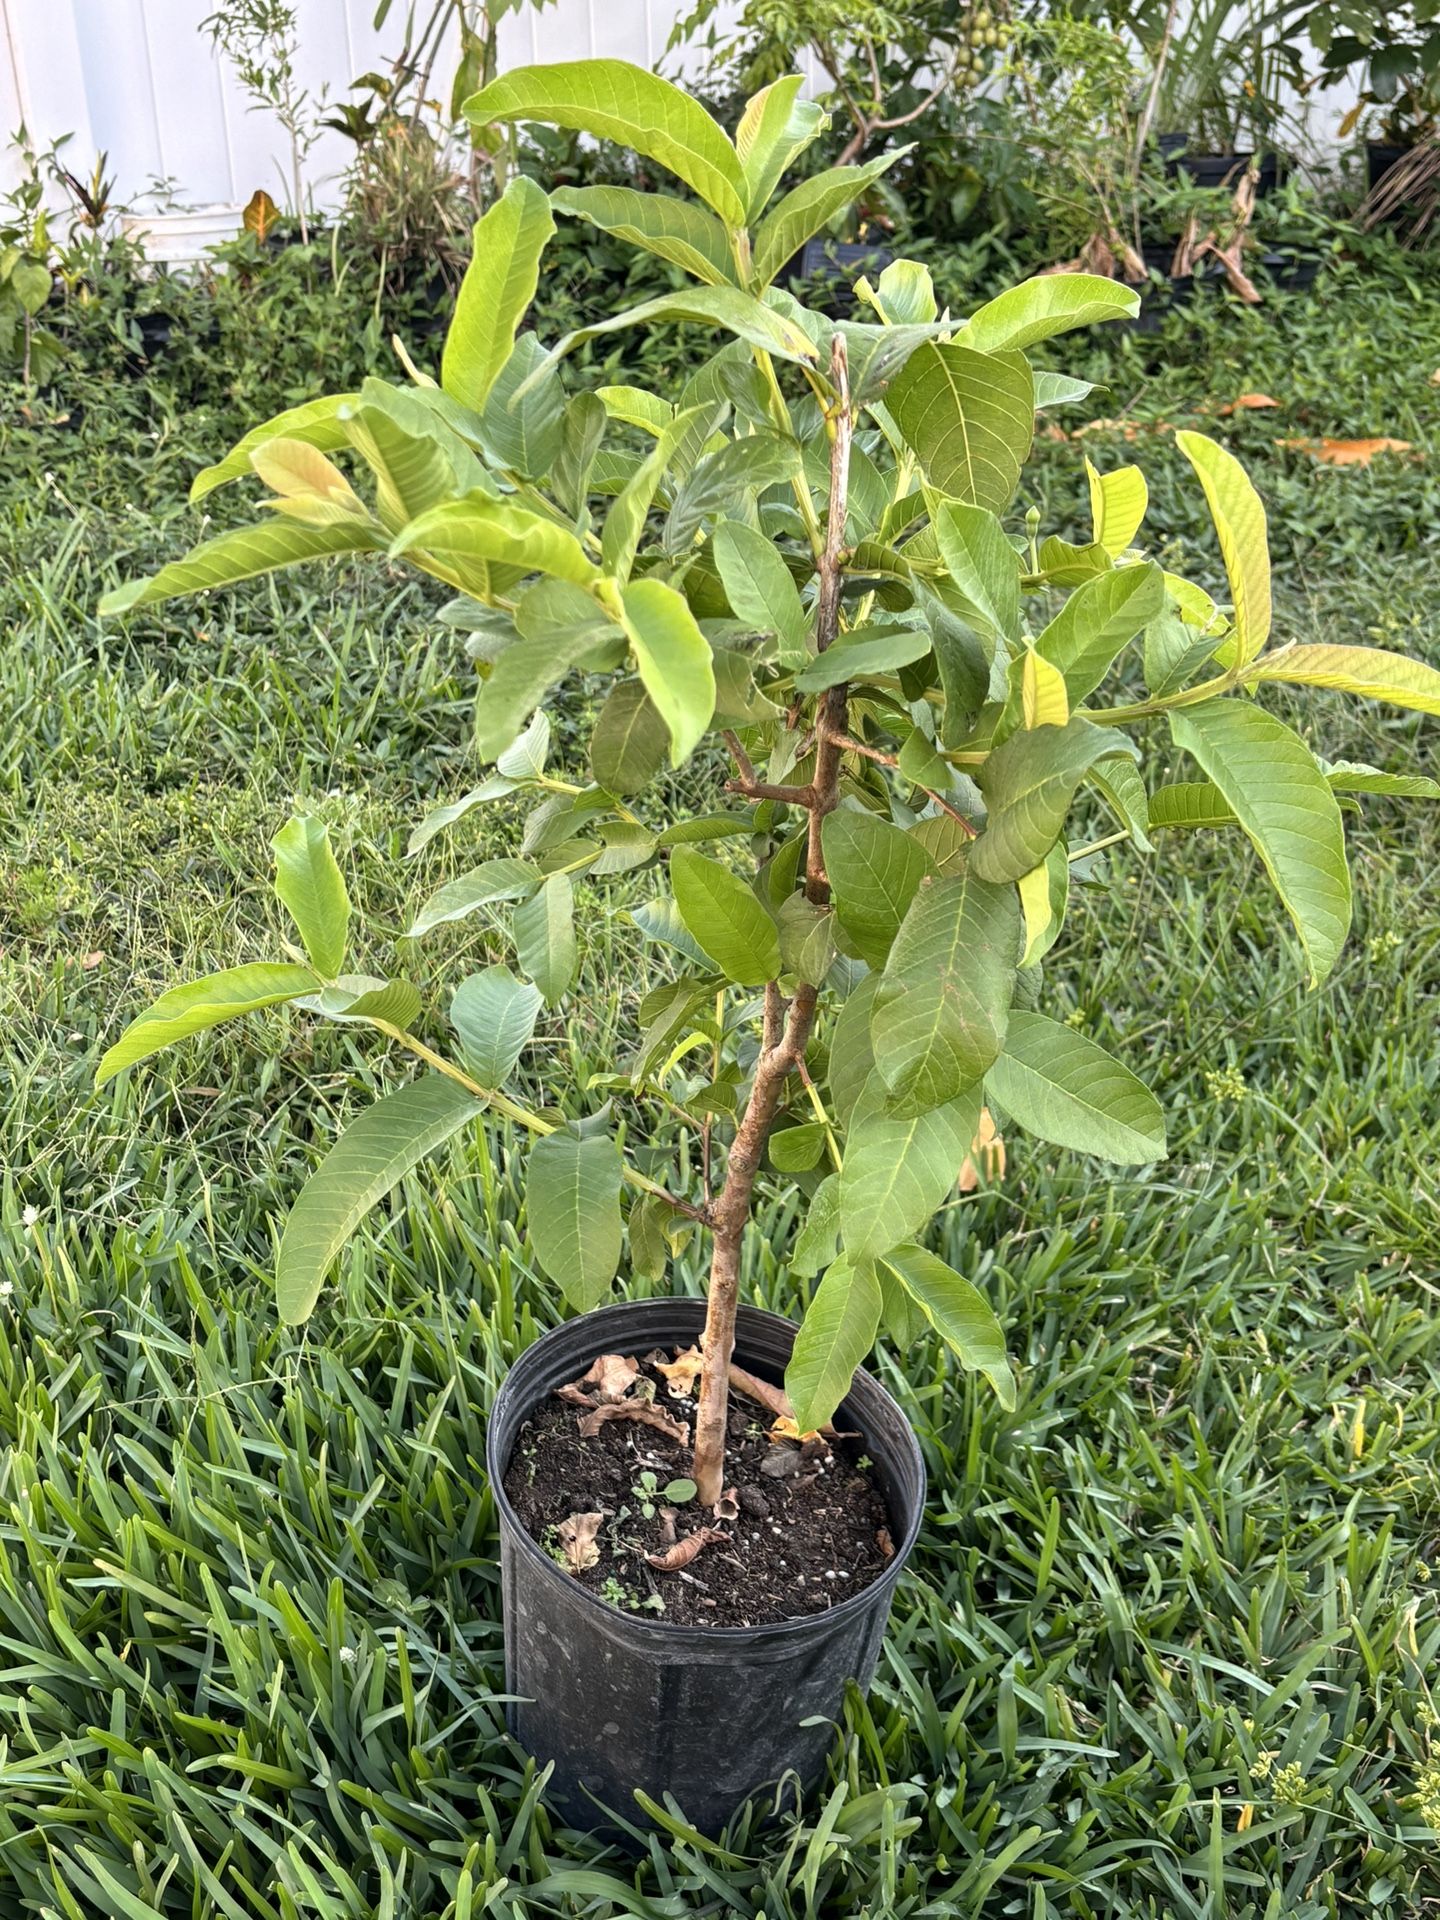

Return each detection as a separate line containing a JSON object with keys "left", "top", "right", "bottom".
{"left": 502, "top": 1347, "right": 894, "bottom": 1628}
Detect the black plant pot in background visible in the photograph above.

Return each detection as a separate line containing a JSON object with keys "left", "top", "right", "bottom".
{"left": 486, "top": 1298, "right": 926, "bottom": 1836}
{"left": 1367, "top": 141, "right": 1412, "bottom": 193}
{"left": 1259, "top": 250, "right": 1322, "bottom": 294}
{"left": 1162, "top": 144, "right": 1280, "bottom": 196}
{"left": 781, "top": 237, "right": 895, "bottom": 317}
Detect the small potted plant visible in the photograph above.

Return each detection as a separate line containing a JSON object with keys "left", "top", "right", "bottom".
{"left": 1137, "top": 0, "right": 1289, "bottom": 195}
{"left": 94, "top": 59, "right": 1440, "bottom": 1835}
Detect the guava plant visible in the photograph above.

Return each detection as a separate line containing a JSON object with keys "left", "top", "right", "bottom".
{"left": 97, "top": 61, "right": 1440, "bottom": 1509}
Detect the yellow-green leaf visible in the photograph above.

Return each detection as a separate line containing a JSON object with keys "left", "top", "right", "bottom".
{"left": 1175, "top": 431, "right": 1270, "bottom": 667}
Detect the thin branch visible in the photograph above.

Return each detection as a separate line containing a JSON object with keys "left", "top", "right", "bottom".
{"left": 724, "top": 775, "right": 816, "bottom": 806}
{"left": 821, "top": 726, "right": 979, "bottom": 835}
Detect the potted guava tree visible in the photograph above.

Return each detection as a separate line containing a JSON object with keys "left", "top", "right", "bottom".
{"left": 94, "top": 60, "right": 1440, "bottom": 1835}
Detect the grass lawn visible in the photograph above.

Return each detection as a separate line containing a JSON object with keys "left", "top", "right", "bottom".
{"left": 2, "top": 250, "right": 1440, "bottom": 1916}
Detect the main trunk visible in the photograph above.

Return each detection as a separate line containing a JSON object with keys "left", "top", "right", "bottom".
{"left": 691, "top": 335, "right": 853, "bottom": 1508}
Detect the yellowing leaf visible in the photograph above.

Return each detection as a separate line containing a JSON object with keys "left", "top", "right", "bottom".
{"left": 1175, "top": 431, "right": 1270, "bottom": 667}
{"left": 1085, "top": 458, "right": 1148, "bottom": 556}
{"left": 1021, "top": 650, "right": 1070, "bottom": 729}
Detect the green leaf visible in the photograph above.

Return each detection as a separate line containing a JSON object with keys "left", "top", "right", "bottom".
{"left": 1089, "top": 756, "right": 1154, "bottom": 852}
{"left": 932, "top": 502, "right": 1021, "bottom": 645}
{"left": 299, "top": 974, "right": 421, "bottom": 1029}
{"left": 1017, "top": 841, "right": 1069, "bottom": 965}
{"left": 99, "top": 520, "right": 383, "bottom": 615}
{"left": 751, "top": 151, "right": 906, "bottom": 288}
{"left": 879, "top": 1244, "right": 1013, "bottom": 1406}
{"left": 498, "top": 709, "right": 552, "bottom": 781}
{"left": 785, "top": 1258, "right": 883, "bottom": 1433}
{"left": 190, "top": 394, "right": 360, "bottom": 501}
{"left": 1143, "top": 612, "right": 1223, "bottom": 699}
{"left": 829, "top": 975, "right": 880, "bottom": 1131}
{"left": 1175, "top": 431, "right": 1271, "bottom": 667}
{"left": 1323, "top": 760, "right": 1440, "bottom": 800}
{"left": 450, "top": 965, "right": 543, "bottom": 1086}
{"left": 1033, "top": 371, "right": 1099, "bottom": 410}
{"left": 670, "top": 848, "right": 781, "bottom": 985}
{"left": 776, "top": 893, "right": 837, "bottom": 984}
{"left": 391, "top": 496, "right": 598, "bottom": 587}
{"left": 543, "top": 286, "right": 819, "bottom": 382}
{"left": 793, "top": 1171, "right": 841, "bottom": 1278}
{"left": 1087, "top": 457, "right": 1148, "bottom": 557}
{"left": 591, "top": 679, "right": 671, "bottom": 794}
{"left": 1036, "top": 562, "right": 1166, "bottom": 704}
{"left": 600, "top": 401, "right": 717, "bottom": 582}
{"left": 840, "top": 1086, "right": 982, "bottom": 1261}
{"left": 1245, "top": 643, "right": 1440, "bottom": 715}
{"left": 514, "top": 870, "right": 577, "bottom": 1004}
{"left": 872, "top": 873, "right": 1019, "bottom": 1116}
{"left": 526, "top": 1123, "right": 624, "bottom": 1310}
{"left": 479, "top": 333, "right": 565, "bottom": 480}
{"left": 986, "top": 1010, "right": 1166, "bottom": 1164}
{"left": 408, "top": 857, "right": 540, "bottom": 939}
{"left": 343, "top": 381, "right": 480, "bottom": 531}
{"left": 464, "top": 60, "right": 747, "bottom": 228}
{"left": 1147, "top": 780, "right": 1238, "bottom": 830}
{"left": 889, "top": 344, "right": 1035, "bottom": 511}
{"left": 862, "top": 258, "right": 937, "bottom": 326}
{"left": 822, "top": 810, "right": 934, "bottom": 968}
{"left": 551, "top": 184, "right": 736, "bottom": 287}
{"left": 793, "top": 624, "right": 930, "bottom": 692}
{"left": 737, "top": 76, "right": 829, "bottom": 218}
{"left": 769, "top": 1122, "right": 827, "bottom": 1172}
{"left": 663, "top": 433, "right": 799, "bottom": 556}
{"left": 95, "top": 964, "right": 319, "bottom": 1086}
{"left": 619, "top": 578, "right": 717, "bottom": 766}
{"left": 276, "top": 1076, "right": 485, "bottom": 1322}
{"left": 973, "top": 718, "right": 1133, "bottom": 883}
{"left": 960, "top": 273, "right": 1138, "bottom": 353}
{"left": 441, "top": 175, "right": 555, "bottom": 417}
{"left": 1169, "top": 699, "right": 1351, "bottom": 983}
{"left": 472, "top": 628, "right": 610, "bottom": 765}
{"left": 272, "top": 816, "right": 350, "bottom": 978}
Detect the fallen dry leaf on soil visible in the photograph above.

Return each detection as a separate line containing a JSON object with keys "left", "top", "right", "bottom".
{"left": 655, "top": 1346, "right": 704, "bottom": 1397}
{"left": 876, "top": 1527, "right": 895, "bottom": 1561}
{"left": 577, "top": 1402, "right": 690, "bottom": 1445}
{"left": 1280, "top": 436, "right": 1417, "bottom": 467}
{"left": 645, "top": 1527, "right": 728, "bottom": 1572}
{"left": 557, "top": 1511, "right": 604, "bottom": 1573}
{"left": 579, "top": 1353, "right": 639, "bottom": 1401}
{"left": 657, "top": 1345, "right": 798, "bottom": 1424}
{"left": 1216, "top": 393, "right": 1280, "bottom": 415}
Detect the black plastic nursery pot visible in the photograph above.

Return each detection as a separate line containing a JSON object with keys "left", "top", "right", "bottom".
{"left": 1367, "top": 141, "right": 1412, "bottom": 193}
{"left": 1163, "top": 145, "right": 1279, "bottom": 196}
{"left": 782, "top": 237, "right": 895, "bottom": 317}
{"left": 485, "top": 1297, "right": 926, "bottom": 1836}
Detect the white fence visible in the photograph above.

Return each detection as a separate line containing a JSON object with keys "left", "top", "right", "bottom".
{"left": 0, "top": 0, "right": 721, "bottom": 213}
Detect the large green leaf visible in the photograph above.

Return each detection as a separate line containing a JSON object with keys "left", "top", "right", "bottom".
{"left": 272, "top": 816, "right": 349, "bottom": 979}
{"left": 986, "top": 1011, "right": 1166, "bottom": 1164}
{"left": 793, "top": 624, "right": 930, "bottom": 692}
{"left": 189, "top": 394, "right": 360, "bottom": 502}
{"left": 712, "top": 518, "right": 809, "bottom": 660}
{"left": 973, "top": 719, "right": 1132, "bottom": 883}
{"left": 839, "top": 1086, "right": 982, "bottom": 1261}
{"left": 544, "top": 286, "right": 820, "bottom": 381}
{"left": 464, "top": 60, "right": 747, "bottom": 229}
{"left": 343, "top": 381, "right": 481, "bottom": 532}
{"left": 960, "top": 273, "right": 1138, "bottom": 353}
{"left": 1245, "top": 643, "right": 1440, "bottom": 716}
{"left": 1036, "top": 561, "right": 1166, "bottom": 704}
{"left": 736, "top": 75, "right": 829, "bottom": 219}
{"left": 479, "top": 333, "right": 566, "bottom": 480}
{"left": 551, "top": 185, "right": 736, "bottom": 287}
{"left": 670, "top": 848, "right": 780, "bottom": 985}
{"left": 751, "top": 151, "right": 906, "bottom": 288}
{"left": 514, "top": 870, "right": 578, "bottom": 1004}
{"left": 298, "top": 974, "right": 422, "bottom": 1029}
{"left": 450, "top": 965, "right": 543, "bottom": 1087}
{"left": 275, "top": 1075, "right": 485, "bottom": 1323}
{"left": 391, "top": 497, "right": 598, "bottom": 587}
{"left": 94, "top": 964, "right": 319, "bottom": 1086}
{"left": 871, "top": 873, "right": 1019, "bottom": 1116}
{"left": 1323, "top": 760, "right": 1440, "bottom": 800}
{"left": 407, "top": 857, "right": 540, "bottom": 939}
{"left": 888, "top": 344, "right": 1034, "bottom": 511}
{"left": 1169, "top": 699, "right": 1351, "bottom": 983}
{"left": 443, "top": 176, "right": 556, "bottom": 413}
{"left": 99, "top": 520, "right": 383, "bottom": 615}
{"left": 879, "top": 1244, "right": 1014, "bottom": 1408}
{"left": 1175, "top": 431, "right": 1270, "bottom": 667}
{"left": 785, "top": 1258, "right": 883, "bottom": 1433}
{"left": 590, "top": 680, "right": 671, "bottom": 794}
{"left": 472, "top": 624, "right": 616, "bottom": 765}
{"left": 1087, "top": 457, "right": 1149, "bottom": 557}
{"left": 526, "top": 1123, "right": 624, "bottom": 1310}
{"left": 1147, "top": 780, "right": 1239, "bottom": 830}
{"left": 932, "top": 501, "right": 1021, "bottom": 645}
{"left": 600, "top": 401, "right": 713, "bottom": 582}
{"left": 619, "top": 578, "right": 716, "bottom": 765}
{"left": 663, "top": 433, "right": 799, "bottom": 556}
{"left": 822, "top": 810, "right": 934, "bottom": 968}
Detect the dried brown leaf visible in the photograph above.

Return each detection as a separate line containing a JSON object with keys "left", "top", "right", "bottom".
{"left": 557, "top": 1510, "right": 604, "bottom": 1574}
{"left": 579, "top": 1353, "right": 640, "bottom": 1401}
{"left": 577, "top": 1402, "right": 690, "bottom": 1446}
{"left": 645, "top": 1527, "right": 728, "bottom": 1572}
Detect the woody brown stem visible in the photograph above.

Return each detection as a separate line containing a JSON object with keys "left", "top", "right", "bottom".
{"left": 692, "top": 336, "right": 853, "bottom": 1507}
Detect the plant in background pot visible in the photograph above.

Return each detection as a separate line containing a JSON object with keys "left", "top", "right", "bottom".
{"left": 93, "top": 58, "right": 1440, "bottom": 1834}
{"left": 1135, "top": 0, "right": 1293, "bottom": 193}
